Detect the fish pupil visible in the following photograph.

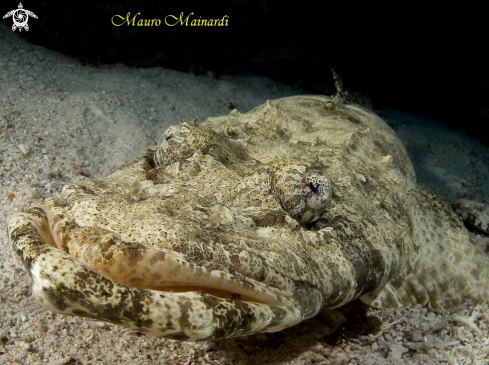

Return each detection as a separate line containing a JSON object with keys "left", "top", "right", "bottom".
{"left": 310, "top": 182, "right": 321, "bottom": 196}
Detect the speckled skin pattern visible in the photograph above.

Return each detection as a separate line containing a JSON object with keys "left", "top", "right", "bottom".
{"left": 8, "top": 95, "right": 489, "bottom": 341}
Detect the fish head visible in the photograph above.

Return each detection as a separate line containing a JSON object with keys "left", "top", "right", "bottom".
{"left": 9, "top": 95, "right": 416, "bottom": 340}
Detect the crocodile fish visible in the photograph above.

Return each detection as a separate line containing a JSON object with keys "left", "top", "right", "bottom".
{"left": 8, "top": 94, "right": 489, "bottom": 341}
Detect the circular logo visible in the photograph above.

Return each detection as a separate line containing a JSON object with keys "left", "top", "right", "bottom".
{"left": 2, "top": 3, "right": 38, "bottom": 32}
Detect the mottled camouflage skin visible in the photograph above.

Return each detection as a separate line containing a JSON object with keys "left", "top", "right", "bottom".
{"left": 8, "top": 95, "right": 489, "bottom": 340}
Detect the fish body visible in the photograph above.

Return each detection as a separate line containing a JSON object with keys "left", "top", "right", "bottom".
{"left": 8, "top": 95, "right": 489, "bottom": 340}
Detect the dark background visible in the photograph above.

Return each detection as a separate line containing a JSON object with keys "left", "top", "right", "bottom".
{"left": 2, "top": 1, "right": 487, "bottom": 144}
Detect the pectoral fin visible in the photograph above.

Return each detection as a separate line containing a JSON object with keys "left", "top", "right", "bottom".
{"left": 361, "top": 187, "right": 489, "bottom": 310}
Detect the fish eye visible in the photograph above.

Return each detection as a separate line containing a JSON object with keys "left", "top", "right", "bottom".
{"left": 302, "top": 167, "right": 332, "bottom": 211}
{"left": 269, "top": 163, "right": 332, "bottom": 225}
{"left": 155, "top": 123, "right": 213, "bottom": 168}
{"left": 163, "top": 125, "right": 180, "bottom": 142}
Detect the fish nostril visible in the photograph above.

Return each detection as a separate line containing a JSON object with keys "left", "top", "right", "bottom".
{"left": 302, "top": 167, "right": 332, "bottom": 211}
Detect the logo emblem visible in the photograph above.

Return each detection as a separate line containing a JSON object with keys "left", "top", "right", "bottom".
{"left": 3, "top": 3, "right": 38, "bottom": 32}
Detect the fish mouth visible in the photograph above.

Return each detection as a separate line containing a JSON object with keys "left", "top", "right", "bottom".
{"left": 11, "top": 204, "right": 324, "bottom": 340}
{"left": 149, "top": 286, "right": 269, "bottom": 304}
{"left": 59, "top": 223, "right": 301, "bottom": 309}
{"left": 42, "top": 195, "right": 319, "bottom": 312}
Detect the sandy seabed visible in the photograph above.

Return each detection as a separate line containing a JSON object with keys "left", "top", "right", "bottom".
{"left": 1, "top": 23, "right": 489, "bottom": 364}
